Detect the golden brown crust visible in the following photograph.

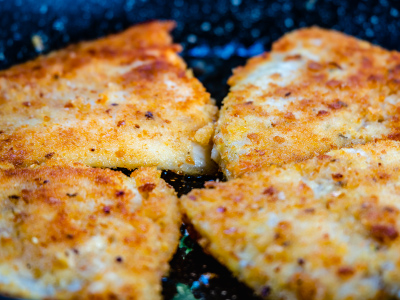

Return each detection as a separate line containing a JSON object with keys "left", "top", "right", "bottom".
{"left": 0, "top": 164, "right": 180, "bottom": 299}
{"left": 214, "top": 27, "right": 400, "bottom": 178}
{"left": 181, "top": 140, "right": 400, "bottom": 300}
{"left": 0, "top": 21, "right": 217, "bottom": 174}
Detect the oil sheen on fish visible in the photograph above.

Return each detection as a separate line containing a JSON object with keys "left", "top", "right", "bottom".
{"left": 0, "top": 21, "right": 217, "bottom": 174}
{"left": 182, "top": 140, "right": 400, "bottom": 300}
{"left": 213, "top": 27, "right": 400, "bottom": 178}
{"left": 0, "top": 164, "right": 180, "bottom": 300}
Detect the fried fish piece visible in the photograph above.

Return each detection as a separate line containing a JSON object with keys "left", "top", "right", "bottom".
{"left": 182, "top": 140, "right": 400, "bottom": 300}
{"left": 213, "top": 27, "right": 400, "bottom": 178}
{"left": 0, "top": 164, "right": 180, "bottom": 299}
{"left": 0, "top": 21, "right": 217, "bottom": 174}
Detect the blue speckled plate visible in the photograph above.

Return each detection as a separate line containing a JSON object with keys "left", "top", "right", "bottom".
{"left": 1, "top": 1, "right": 400, "bottom": 299}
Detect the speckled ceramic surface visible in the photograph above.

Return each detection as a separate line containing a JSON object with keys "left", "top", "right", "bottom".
{"left": 1, "top": 0, "right": 400, "bottom": 299}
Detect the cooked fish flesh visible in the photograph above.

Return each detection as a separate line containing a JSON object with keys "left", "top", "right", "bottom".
{"left": 213, "top": 27, "right": 400, "bottom": 178}
{"left": 0, "top": 21, "right": 217, "bottom": 174}
{"left": 0, "top": 164, "right": 180, "bottom": 300}
{"left": 182, "top": 140, "right": 400, "bottom": 300}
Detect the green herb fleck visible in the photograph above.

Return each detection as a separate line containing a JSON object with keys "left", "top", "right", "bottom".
{"left": 178, "top": 230, "right": 194, "bottom": 256}
{"left": 172, "top": 283, "right": 197, "bottom": 300}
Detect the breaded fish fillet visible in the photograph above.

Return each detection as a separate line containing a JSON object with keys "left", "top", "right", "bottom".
{"left": 0, "top": 164, "right": 180, "bottom": 299}
{"left": 182, "top": 140, "right": 400, "bottom": 300}
{"left": 213, "top": 27, "right": 400, "bottom": 178}
{"left": 0, "top": 21, "right": 217, "bottom": 174}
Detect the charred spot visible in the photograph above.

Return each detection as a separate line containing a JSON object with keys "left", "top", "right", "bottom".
{"left": 368, "top": 74, "right": 384, "bottom": 82}
{"left": 95, "top": 175, "right": 110, "bottom": 184}
{"left": 337, "top": 267, "right": 355, "bottom": 276}
{"left": 135, "top": 124, "right": 140, "bottom": 128}
{"left": 317, "top": 110, "right": 329, "bottom": 117}
{"left": 22, "top": 101, "right": 31, "bottom": 107}
{"left": 105, "top": 109, "right": 112, "bottom": 114}
{"left": 307, "top": 61, "right": 323, "bottom": 71}
{"left": 284, "top": 112, "right": 295, "bottom": 120}
{"left": 273, "top": 136, "right": 285, "bottom": 143}
{"left": 332, "top": 173, "right": 344, "bottom": 180}
{"left": 117, "top": 120, "right": 125, "bottom": 127}
{"left": 362, "top": 57, "right": 372, "bottom": 68}
{"left": 247, "top": 133, "right": 259, "bottom": 141}
{"left": 32, "top": 65, "right": 42, "bottom": 71}
{"left": 45, "top": 152, "right": 55, "bottom": 159}
{"left": 328, "top": 62, "right": 342, "bottom": 69}
{"left": 66, "top": 234, "right": 74, "bottom": 239}
{"left": 66, "top": 193, "right": 78, "bottom": 197}
{"left": 115, "top": 190, "right": 125, "bottom": 197}
{"left": 122, "top": 60, "right": 184, "bottom": 84}
{"left": 317, "top": 154, "right": 332, "bottom": 160}
{"left": 384, "top": 206, "right": 398, "bottom": 213}
{"left": 0, "top": 131, "right": 3, "bottom": 134}
{"left": 263, "top": 186, "right": 277, "bottom": 196}
{"left": 103, "top": 206, "right": 111, "bottom": 214}
{"left": 371, "top": 224, "right": 399, "bottom": 242}
{"left": 388, "top": 132, "right": 400, "bottom": 141}
{"left": 217, "top": 206, "right": 226, "bottom": 213}
{"left": 64, "top": 102, "right": 74, "bottom": 108}
{"left": 138, "top": 183, "right": 156, "bottom": 193}
{"left": 326, "top": 79, "right": 341, "bottom": 88}
{"left": 53, "top": 74, "right": 60, "bottom": 80}
{"left": 284, "top": 54, "right": 302, "bottom": 61}
{"left": 328, "top": 100, "right": 347, "bottom": 110}
{"left": 378, "top": 172, "right": 390, "bottom": 180}
{"left": 261, "top": 286, "right": 272, "bottom": 297}
{"left": 145, "top": 111, "right": 154, "bottom": 119}
{"left": 254, "top": 149, "right": 266, "bottom": 156}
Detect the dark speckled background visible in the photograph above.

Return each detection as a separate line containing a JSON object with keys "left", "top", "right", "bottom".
{"left": 1, "top": 0, "right": 400, "bottom": 299}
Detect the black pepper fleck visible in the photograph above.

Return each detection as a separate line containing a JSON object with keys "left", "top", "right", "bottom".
{"left": 261, "top": 286, "right": 271, "bottom": 297}
{"left": 145, "top": 111, "right": 154, "bottom": 119}
{"left": 45, "top": 152, "right": 55, "bottom": 159}
{"left": 115, "top": 190, "right": 125, "bottom": 197}
{"left": 116, "top": 256, "right": 123, "bottom": 263}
